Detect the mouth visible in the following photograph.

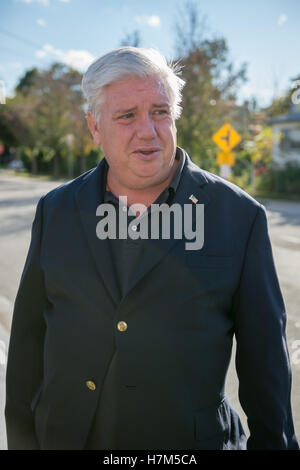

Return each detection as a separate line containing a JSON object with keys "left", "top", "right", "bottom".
{"left": 133, "top": 148, "right": 161, "bottom": 160}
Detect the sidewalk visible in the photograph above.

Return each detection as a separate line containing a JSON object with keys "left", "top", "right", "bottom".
{"left": 0, "top": 320, "right": 8, "bottom": 450}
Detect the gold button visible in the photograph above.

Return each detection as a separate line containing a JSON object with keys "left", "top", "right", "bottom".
{"left": 117, "top": 321, "right": 128, "bottom": 332}
{"left": 86, "top": 380, "right": 96, "bottom": 391}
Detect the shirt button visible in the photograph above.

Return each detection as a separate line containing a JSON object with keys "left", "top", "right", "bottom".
{"left": 117, "top": 321, "right": 128, "bottom": 332}
{"left": 122, "top": 206, "right": 127, "bottom": 212}
{"left": 86, "top": 380, "right": 96, "bottom": 391}
{"left": 131, "top": 225, "right": 137, "bottom": 231}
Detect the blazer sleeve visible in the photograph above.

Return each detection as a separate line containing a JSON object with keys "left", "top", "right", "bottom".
{"left": 5, "top": 196, "right": 47, "bottom": 450}
{"left": 232, "top": 203, "right": 299, "bottom": 449}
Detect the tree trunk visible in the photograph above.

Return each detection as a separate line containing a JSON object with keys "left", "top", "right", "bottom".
{"left": 80, "top": 154, "right": 86, "bottom": 174}
{"left": 53, "top": 154, "right": 60, "bottom": 179}
{"left": 67, "top": 152, "right": 74, "bottom": 180}
{"left": 31, "top": 155, "right": 38, "bottom": 175}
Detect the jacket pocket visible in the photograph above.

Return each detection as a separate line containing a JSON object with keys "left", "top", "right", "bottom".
{"left": 194, "top": 398, "right": 230, "bottom": 449}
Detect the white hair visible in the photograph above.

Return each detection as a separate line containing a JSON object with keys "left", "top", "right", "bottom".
{"left": 81, "top": 47, "right": 185, "bottom": 124}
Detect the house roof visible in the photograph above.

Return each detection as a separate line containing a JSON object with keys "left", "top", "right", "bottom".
{"left": 267, "top": 104, "right": 300, "bottom": 125}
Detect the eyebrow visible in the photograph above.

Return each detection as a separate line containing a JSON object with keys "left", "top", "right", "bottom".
{"left": 152, "top": 103, "right": 170, "bottom": 109}
{"left": 112, "top": 103, "right": 170, "bottom": 117}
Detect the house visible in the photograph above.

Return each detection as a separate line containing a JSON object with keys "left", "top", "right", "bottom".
{"left": 267, "top": 103, "right": 300, "bottom": 167}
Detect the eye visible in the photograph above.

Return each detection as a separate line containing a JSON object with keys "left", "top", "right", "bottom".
{"left": 153, "top": 109, "right": 170, "bottom": 117}
{"left": 120, "top": 112, "right": 134, "bottom": 119}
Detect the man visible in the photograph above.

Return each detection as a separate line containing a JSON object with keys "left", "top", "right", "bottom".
{"left": 5, "top": 47, "right": 299, "bottom": 450}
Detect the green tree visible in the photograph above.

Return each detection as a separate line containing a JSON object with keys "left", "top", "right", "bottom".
{"left": 15, "top": 68, "right": 39, "bottom": 95}
{"left": 1, "top": 63, "right": 96, "bottom": 177}
{"left": 173, "top": 1, "right": 247, "bottom": 171}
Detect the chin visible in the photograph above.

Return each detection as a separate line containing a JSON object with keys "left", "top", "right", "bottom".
{"left": 138, "top": 164, "right": 165, "bottom": 178}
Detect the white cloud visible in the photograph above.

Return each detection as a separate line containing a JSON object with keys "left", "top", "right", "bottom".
{"left": 62, "top": 49, "right": 95, "bottom": 71}
{"left": 35, "top": 49, "right": 47, "bottom": 58}
{"left": 134, "top": 15, "right": 161, "bottom": 27}
{"left": 278, "top": 14, "right": 287, "bottom": 26}
{"left": 21, "top": 0, "right": 50, "bottom": 6}
{"left": 37, "top": 18, "right": 46, "bottom": 27}
{"left": 58, "top": 0, "right": 70, "bottom": 2}
{"left": 148, "top": 15, "right": 161, "bottom": 27}
{"left": 35, "top": 44, "right": 95, "bottom": 71}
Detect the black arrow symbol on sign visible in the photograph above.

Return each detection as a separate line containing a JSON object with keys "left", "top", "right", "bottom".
{"left": 220, "top": 130, "right": 230, "bottom": 147}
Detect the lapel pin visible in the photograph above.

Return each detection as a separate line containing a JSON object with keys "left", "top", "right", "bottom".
{"left": 189, "top": 194, "right": 198, "bottom": 204}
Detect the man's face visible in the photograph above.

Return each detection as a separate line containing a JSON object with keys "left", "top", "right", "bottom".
{"left": 87, "top": 76, "right": 177, "bottom": 190}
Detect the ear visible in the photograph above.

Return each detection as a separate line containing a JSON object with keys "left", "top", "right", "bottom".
{"left": 87, "top": 111, "right": 102, "bottom": 145}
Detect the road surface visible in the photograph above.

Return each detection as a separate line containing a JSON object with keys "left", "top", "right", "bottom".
{"left": 0, "top": 171, "right": 299, "bottom": 449}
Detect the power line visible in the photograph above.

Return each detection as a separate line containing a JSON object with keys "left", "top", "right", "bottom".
{"left": 0, "top": 28, "right": 42, "bottom": 51}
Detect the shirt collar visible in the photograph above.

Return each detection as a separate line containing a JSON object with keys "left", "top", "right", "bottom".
{"left": 103, "top": 146, "right": 185, "bottom": 204}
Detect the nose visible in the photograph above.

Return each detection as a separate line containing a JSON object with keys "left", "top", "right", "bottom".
{"left": 136, "top": 114, "right": 157, "bottom": 140}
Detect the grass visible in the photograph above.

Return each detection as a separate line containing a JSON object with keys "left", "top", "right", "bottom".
{"left": 250, "top": 189, "right": 300, "bottom": 202}
{"left": 0, "top": 166, "right": 67, "bottom": 183}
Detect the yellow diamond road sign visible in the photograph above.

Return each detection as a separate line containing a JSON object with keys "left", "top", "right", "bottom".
{"left": 212, "top": 123, "right": 241, "bottom": 153}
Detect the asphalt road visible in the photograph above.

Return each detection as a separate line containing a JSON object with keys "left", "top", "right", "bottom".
{"left": 0, "top": 170, "right": 299, "bottom": 450}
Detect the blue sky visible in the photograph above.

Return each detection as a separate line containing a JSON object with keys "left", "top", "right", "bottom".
{"left": 1, "top": 0, "right": 299, "bottom": 107}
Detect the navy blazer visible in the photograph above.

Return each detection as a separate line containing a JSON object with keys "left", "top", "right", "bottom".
{"left": 5, "top": 148, "right": 299, "bottom": 450}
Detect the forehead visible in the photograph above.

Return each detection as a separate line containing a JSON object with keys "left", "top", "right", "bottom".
{"left": 103, "top": 76, "right": 170, "bottom": 108}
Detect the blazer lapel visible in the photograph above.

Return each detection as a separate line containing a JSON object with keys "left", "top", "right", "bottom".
{"left": 75, "top": 158, "right": 122, "bottom": 307}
